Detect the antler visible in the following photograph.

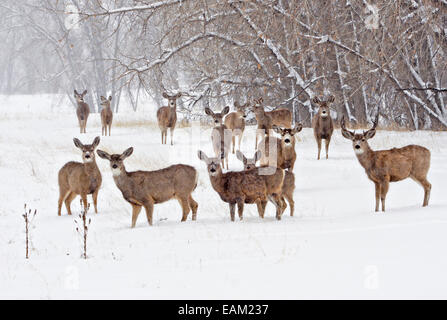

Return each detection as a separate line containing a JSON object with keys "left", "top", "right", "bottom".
{"left": 372, "top": 109, "right": 379, "bottom": 130}
{"left": 341, "top": 116, "right": 355, "bottom": 137}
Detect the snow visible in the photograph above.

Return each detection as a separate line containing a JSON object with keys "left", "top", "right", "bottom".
{"left": 1, "top": 94, "right": 447, "bottom": 299}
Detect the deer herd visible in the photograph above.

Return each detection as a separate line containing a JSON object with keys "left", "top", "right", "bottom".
{"left": 58, "top": 90, "right": 432, "bottom": 228}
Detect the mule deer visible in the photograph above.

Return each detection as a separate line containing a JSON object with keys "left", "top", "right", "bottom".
{"left": 198, "top": 150, "right": 284, "bottom": 221}
{"left": 237, "top": 150, "right": 295, "bottom": 216}
{"left": 258, "top": 124, "right": 303, "bottom": 171}
{"left": 205, "top": 106, "right": 231, "bottom": 169}
{"left": 341, "top": 114, "right": 431, "bottom": 212}
{"left": 97, "top": 147, "right": 198, "bottom": 227}
{"left": 224, "top": 101, "right": 249, "bottom": 154}
{"left": 312, "top": 95, "right": 335, "bottom": 160}
{"left": 100, "top": 95, "right": 113, "bottom": 136}
{"left": 58, "top": 137, "right": 102, "bottom": 216}
{"left": 254, "top": 97, "right": 292, "bottom": 127}
{"left": 74, "top": 90, "right": 90, "bottom": 133}
{"left": 251, "top": 99, "right": 273, "bottom": 150}
{"left": 157, "top": 92, "right": 181, "bottom": 145}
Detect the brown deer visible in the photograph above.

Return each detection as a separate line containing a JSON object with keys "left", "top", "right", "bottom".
{"left": 97, "top": 147, "right": 198, "bottom": 227}
{"left": 341, "top": 114, "right": 431, "bottom": 212}
{"left": 224, "top": 101, "right": 249, "bottom": 154}
{"left": 254, "top": 97, "right": 292, "bottom": 127}
{"left": 236, "top": 150, "right": 295, "bottom": 216}
{"left": 205, "top": 106, "right": 231, "bottom": 169}
{"left": 312, "top": 95, "right": 335, "bottom": 160}
{"left": 258, "top": 123, "right": 303, "bottom": 171}
{"left": 74, "top": 90, "right": 90, "bottom": 133}
{"left": 58, "top": 137, "right": 102, "bottom": 216}
{"left": 100, "top": 95, "right": 113, "bottom": 136}
{"left": 251, "top": 99, "right": 273, "bottom": 150}
{"left": 157, "top": 92, "right": 182, "bottom": 145}
{"left": 198, "top": 150, "right": 284, "bottom": 221}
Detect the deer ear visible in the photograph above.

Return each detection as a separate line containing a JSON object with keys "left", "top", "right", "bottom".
{"left": 222, "top": 106, "right": 230, "bottom": 115}
{"left": 92, "top": 136, "right": 100, "bottom": 148}
{"left": 234, "top": 101, "right": 240, "bottom": 108}
{"left": 293, "top": 123, "right": 303, "bottom": 134}
{"left": 108, "top": 96, "right": 112, "bottom": 101}
{"left": 312, "top": 96, "right": 321, "bottom": 104}
{"left": 73, "top": 138, "right": 83, "bottom": 149}
{"left": 254, "top": 150, "right": 262, "bottom": 162}
{"left": 259, "top": 97, "right": 263, "bottom": 103}
{"left": 197, "top": 150, "right": 209, "bottom": 163}
{"left": 100, "top": 96, "right": 106, "bottom": 101}
{"left": 120, "top": 147, "right": 133, "bottom": 160}
{"left": 236, "top": 150, "right": 246, "bottom": 163}
{"left": 204, "top": 108, "right": 213, "bottom": 116}
{"left": 272, "top": 125, "right": 281, "bottom": 134}
{"left": 74, "top": 89, "right": 79, "bottom": 96}
{"left": 175, "top": 92, "right": 182, "bottom": 98}
{"left": 327, "top": 95, "right": 335, "bottom": 103}
{"left": 364, "top": 129, "right": 376, "bottom": 140}
{"left": 162, "top": 92, "right": 169, "bottom": 99}
{"left": 96, "top": 150, "right": 111, "bottom": 160}
{"left": 82, "top": 90, "right": 87, "bottom": 96}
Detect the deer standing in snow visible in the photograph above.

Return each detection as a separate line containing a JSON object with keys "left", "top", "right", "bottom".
{"left": 341, "top": 114, "right": 431, "bottom": 212}
{"left": 74, "top": 89, "right": 90, "bottom": 134}
{"left": 157, "top": 92, "right": 182, "bottom": 145}
{"left": 312, "top": 95, "right": 335, "bottom": 160}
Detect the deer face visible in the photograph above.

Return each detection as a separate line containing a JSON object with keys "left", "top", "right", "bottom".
{"left": 163, "top": 92, "right": 181, "bottom": 108}
{"left": 73, "top": 136, "right": 100, "bottom": 163}
{"left": 312, "top": 95, "right": 335, "bottom": 118}
{"left": 205, "top": 106, "right": 230, "bottom": 126}
{"left": 234, "top": 102, "right": 249, "bottom": 119}
{"left": 100, "top": 95, "right": 112, "bottom": 108}
{"left": 74, "top": 89, "right": 87, "bottom": 103}
{"left": 97, "top": 147, "right": 133, "bottom": 176}
{"left": 198, "top": 150, "right": 222, "bottom": 176}
{"left": 273, "top": 124, "right": 303, "bottom": 147}
{"left": 341, "top": 115, "right": 378, "bottom": 155}
{"left": 236, "top": 150, "right": 261, "bottom": 171}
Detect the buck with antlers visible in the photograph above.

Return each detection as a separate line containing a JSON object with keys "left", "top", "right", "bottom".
{"left": 157, "top": 92, "right": 182, "bottom": 145}
{"left": 312, "top": 95, "right": 335, "bottom": 160}
{"left": 341, "top": 114, "right": 431, "bottom": 212}
{"left": 224, "top": 101, "right": 249, "bottom": 154}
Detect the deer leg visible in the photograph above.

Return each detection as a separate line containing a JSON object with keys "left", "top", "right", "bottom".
{"left": 421, "top": 178, "right": 431, "bottom": 207}
{"left": 236, "top": 198, "right": 244, "bottom": 220}
{"left": 381, "top": 178, "right": 390, "bottom": 212}
{"left": 170, "top": 127, "right": 174, "bottom": 145}
{"left": 229, "top": 203, "right": 236, "bottom": 221}
{"left": 316, "top": 137, "right": 322, "bottom": 160}
{"left": 232, "top": 135, "right": 235, "bottom": 154}
{"left": 80, "top": 194, "right": 88, "bottom": 213}
{"left": 108, "top": 124, "right": 111, "bottom": 136}
{"left": 142, "top": 199, "right": 154, "bottom": 226}
{"left": 92, "top": 189, "right": 99, "bottom": 213}
{"left": 269, "top": 193, "right": 283, "bottom": 220}
{"left": 284, "top": 192, "right": 294, "bottom": 216}
{"left": 225, "top": 154, "right": 229, "bottom": 170}
{"left": 64, "top": 192, "right": 76, "bottom": 216}
{"left": 412, "top": 175, "right": 432, "bottom": 207}
{"left": 131, "top": 204, "right": 142, "bottom": 228}
{"left": 325, "top": 138, "right": 331, "bottom": 159}
{"left": 58, "top": 188, "right": 70, "bottom": 216}
{"left": 374, "top": 182, "right": 381, "bottom": 212}
{"left": 188, "top": 195, "right": 198, "bottom": 221}
{"left": 178, "top": 197, "right": 191, "bottom": 222}
{"left": 102, "top": 126, "right": 104, "bottom": 136}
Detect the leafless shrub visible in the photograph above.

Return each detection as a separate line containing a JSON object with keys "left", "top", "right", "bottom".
{"left": 23, "top": 204, "right": 37, "bottom": 259}
{"left": 74, "top": 201, "right": 91, "bottom": 260}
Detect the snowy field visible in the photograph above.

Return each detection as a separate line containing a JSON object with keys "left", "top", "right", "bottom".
{"left": 1, "top": 94, "right": 447, "bottom": 299}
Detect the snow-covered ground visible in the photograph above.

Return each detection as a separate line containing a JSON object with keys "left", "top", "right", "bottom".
{"left": 1, "top": 94, "right": 447, "bottom": 299}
